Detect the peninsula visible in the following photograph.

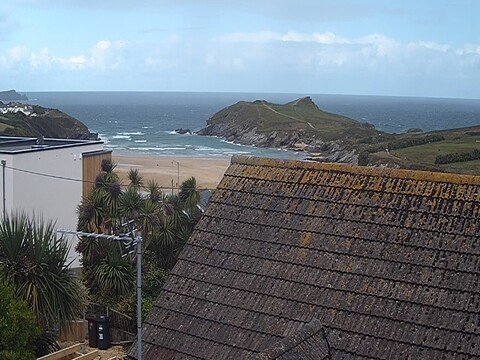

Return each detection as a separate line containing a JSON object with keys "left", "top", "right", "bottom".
{"left": 198, "top": 97, "right": 480, "bottom": 175}
{"left": 0, "top": 102, "right": 97, "bottom": 140}
{"left": 0, "top": 89, "right": 28, "bottom": 102}
{"left": 198, "top": 96, "right": 382, "bottom": 163}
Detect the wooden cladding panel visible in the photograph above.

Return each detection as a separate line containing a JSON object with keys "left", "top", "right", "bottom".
{"left": 82, "top": 150, "right": 111, "bottom": 197}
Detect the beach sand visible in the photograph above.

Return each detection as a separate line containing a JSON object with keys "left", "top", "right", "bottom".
{"left": 113, "top": 154, "right": 231, "bottom": 190}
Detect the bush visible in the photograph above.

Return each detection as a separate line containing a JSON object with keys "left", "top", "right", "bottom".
{"left": 0, "top": 214, "right": 87, "bottom": 331}
{"left": 368, "top": 134, "right": 445, "bottom": 153}
{"left": 358, "top": 133, "right": 395, "bottom": 144}
{"left": 0, "top": 277, "right": 40, "bottom": 360}
{"left": 357, "top": 151, "right": 370, "bottom": 166}
{"left": 435, "top": 149, "right": 480, "bottom": 164}
{"left": 77, "top": 164, "right": 202, "bottom": 313}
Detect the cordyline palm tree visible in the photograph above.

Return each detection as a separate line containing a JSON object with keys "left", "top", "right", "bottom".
{"left": 77, "top": 162, "right": 202, "bottom": 307}
{"left": 120, "top": 186, "right": 144, "bottom": 220}
{"left": 128, "top": 168, "right": 143, "bottom": 189}
{"left": 78, "top": 159, "right": 122, "bottom": 233}
{"left": 93, "top": 250, "right": 134, "bottom": 297}
{"left": 0, "top": 213, "right": 87, "bottom": 355}
{"left": 179, "top": 177, "right": 201, "bottom": 211}
{"left": 0, "top": 213, "right": 86, "bottom": 329}
{"left": 146, "top": 179, "right": 162, "bottom": 202}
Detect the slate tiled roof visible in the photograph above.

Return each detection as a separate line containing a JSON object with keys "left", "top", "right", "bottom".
{"left": 129, "top": 156, "right": 480, "bottom": 359}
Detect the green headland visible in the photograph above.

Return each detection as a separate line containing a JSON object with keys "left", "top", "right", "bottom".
{"left": 198, "top": 96, "right": 480, "bottom": 174}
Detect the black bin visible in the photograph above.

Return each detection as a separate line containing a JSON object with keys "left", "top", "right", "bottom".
{"left": 96, "top": 315, "right": 111, "bottom": 350}
{"left": 86, "top": 315, "right": 98, "bottom": 348}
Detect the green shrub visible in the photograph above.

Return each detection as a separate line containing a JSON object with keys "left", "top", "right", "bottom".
{"left": 0, "top": 276, "right": 40, "bottom": 360}
{"left": 435, "top": 148, "right": 480, "bottom": 164}
{"left": 357, "top": 151, "right": 370, "bottom": 166}
{"left": 368, "top": 134, "right": 445, "bottom": 153}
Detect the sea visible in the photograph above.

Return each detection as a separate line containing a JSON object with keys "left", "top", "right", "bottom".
{"left": 25, "top": 92, "right": 480, "bottom": 159}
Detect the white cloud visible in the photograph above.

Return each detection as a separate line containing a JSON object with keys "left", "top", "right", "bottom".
{"left": 456, "top": 44, "right": 480, "bottom": 56}
{"left": 0, "top": 39, "right": 128, "bottom": 72}
{"left": 0, "top": 31, "right": 479, "bottom": 97}
{"left": 29, "top": 48, "right": 54, "bottom": 69}
{"left": 219, "top": 31, "right": 350, "bottom": 44}
{"left": 7, "top": 45, "right": 29, "bottom": 61}
{"left": 215, "top": 30, "right": 480, "bottom": 69}
{"left": 58, "top": 54, "right": 87, "bottom": 69}
{"left": 407, "top": 41, "right": 451, "bottom": 52}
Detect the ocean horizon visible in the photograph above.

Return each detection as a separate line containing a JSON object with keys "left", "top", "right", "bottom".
{"left": 25, "top": 91, "right": 480, "bottom": 158}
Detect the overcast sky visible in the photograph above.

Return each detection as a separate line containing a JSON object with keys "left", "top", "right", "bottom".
{"left": 0, "top": 0, "right": 479, "bottom": 98}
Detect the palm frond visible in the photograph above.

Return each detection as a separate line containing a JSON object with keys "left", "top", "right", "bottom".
{"left": 0, "top": 214, "right": 87, "bottom": 331}
{"left": 101, "top": 159, "right": 116, "bottom": 173}
{"left": 127, "top": 168, "right": 143, "bottom": 189}
{"left": 119, "top": 186, "right": 144, "bottom": 219}
{"left": 179, "top": 177, "right": 200, "bottom": 210}
{"left": 146, "top": 179, "right": 162, "bottom": 202}
{"left": 93, "top": 251, "right": 134, "bottom": 297}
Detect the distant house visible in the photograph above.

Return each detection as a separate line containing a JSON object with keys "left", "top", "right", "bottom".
{"left": 129, "top": 156, "right": 480, "bottom": 359}
{"left": 0, "top": 136, "right": 110, "bottom": 267}
{"left": 0, "top": 103, "right": 35, "bottom": 116}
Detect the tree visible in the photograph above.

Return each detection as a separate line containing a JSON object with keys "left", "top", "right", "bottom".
{"left": 77, "top": 164, "right": 202, "bottom": 314}
{"left": 0, "top": 275, "right": 40, "bottom": 360}
{"left": 128, "top": 168, "right": 144, "bottom": 189}
{"left": 179, "top": 177, "right": 200, "bottom": 211}
{"left": 93, "top": 250, "right": 134, "bottom": 298}
{"left": 0, "top": 214, "right": 87, "bottom": 335}
{"left": 146, "top": 179, "right": 162, "bottom": 202}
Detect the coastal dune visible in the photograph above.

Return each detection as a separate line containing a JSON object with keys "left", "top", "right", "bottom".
{"left": 113, "top": 154, "right": 231, "bottom": 190}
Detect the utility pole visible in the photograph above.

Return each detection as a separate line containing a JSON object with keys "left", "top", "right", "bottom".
{"left": 133, "top": 227, "right": 142, "bottom": 360}
{"left": 57, "top": 226, "right": 143, "bottom": 360}
{"left": 172, "top": 160, "right": 180, "bottom": 189}
{"left": 1, "top": 160, "right": 6, "bottom": 219}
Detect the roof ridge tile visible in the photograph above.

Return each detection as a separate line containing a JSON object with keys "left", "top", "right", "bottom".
{"left": 231, "top": 155, "right": 480, "bottom": 185}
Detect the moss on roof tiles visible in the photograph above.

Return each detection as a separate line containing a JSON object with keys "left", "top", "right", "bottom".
{"left": 130, "top": 156, "right": 480, "bottom": 360}
{"left": 231, "top": 155, "right": 480, "bottom": 186}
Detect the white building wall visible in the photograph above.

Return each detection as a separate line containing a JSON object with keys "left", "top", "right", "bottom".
{"left": 1, "top": 144, "right": 103, "bottom": 267}
{"left": 1, "top": 154, "right": 14, "bottom": 214}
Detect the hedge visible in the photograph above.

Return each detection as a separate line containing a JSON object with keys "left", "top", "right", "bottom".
{"left": 435, "top": 148, "right": 480, "bottom": 164}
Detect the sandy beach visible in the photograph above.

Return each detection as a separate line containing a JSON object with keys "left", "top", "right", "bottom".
{"left": 113, "top": 154, "right": 231, "bottom": 190}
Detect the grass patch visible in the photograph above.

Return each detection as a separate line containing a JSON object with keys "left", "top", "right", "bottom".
{"left": 0, "top": 122, "right": 14, "bottom": 132}
{"left": 393, "top": 136, "right": 480, "bottom": 164}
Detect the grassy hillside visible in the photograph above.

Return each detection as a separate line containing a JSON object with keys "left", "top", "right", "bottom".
{"left": 368, "top": 126, "right": 480, "bottom": 174}
{"left": 199, "top": 97, "right": 381, "bottom": 148}
{"left": 257, "top": 98, "right": 380, "bottom": 141}
{"left": 0, "top": 105, "right": 97, "bottom": 140}
{"left": 199, "top": 96, "right": 480, "bottom": 174}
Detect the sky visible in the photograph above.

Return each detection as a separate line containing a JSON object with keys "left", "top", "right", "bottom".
{"left": 0, "top": 0, "right": 479, "bottom": 98}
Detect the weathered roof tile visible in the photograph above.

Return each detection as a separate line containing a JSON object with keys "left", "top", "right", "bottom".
{"left": 129, "top": 156, "right": 480, "bottom": 359}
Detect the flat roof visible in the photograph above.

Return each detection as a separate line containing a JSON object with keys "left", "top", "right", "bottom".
{"left": 0, "top": 136, "right": 104, "bottom": 154}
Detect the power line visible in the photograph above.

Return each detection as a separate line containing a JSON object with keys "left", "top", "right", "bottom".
{"left": 5, "top": 165, "right": 88, "bottom": 183}
{"left": 4, "top": 165, "right": 217, "bottom": 191}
